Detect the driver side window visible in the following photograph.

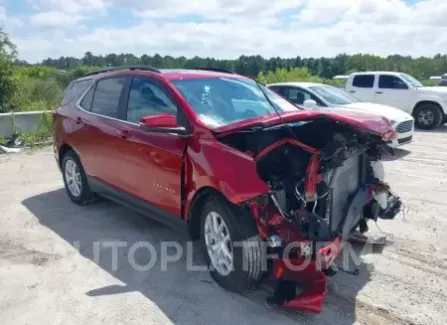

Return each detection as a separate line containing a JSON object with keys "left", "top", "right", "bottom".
{"left": 283, "top": 87, "right": 324, "bottom": 106}
{"left": 378, "top": 75, "right": 408, "bottom": 89}
{"left": 126, "top": 77, "right": 177, "bottom": 124}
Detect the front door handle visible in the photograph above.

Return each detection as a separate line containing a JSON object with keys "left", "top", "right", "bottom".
{"left": 349, "top": 90, "right": 356, "bottom": 93}
{"left": 75, "top": 117, "right": 83, "bottom": 124}
{"left": 117, "top": 130, "right": 131, "bottom": 139}
{"left": 376, "top": 91, "right": 383, "bottom": 94}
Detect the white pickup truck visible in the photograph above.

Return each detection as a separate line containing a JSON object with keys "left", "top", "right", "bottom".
{"left": 344, "top": 71, "right": 447, "bottom": 129}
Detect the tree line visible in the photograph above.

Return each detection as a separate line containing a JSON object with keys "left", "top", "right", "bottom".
{"left": 2, "top": 25, "right": 447, "bottom": 114}
{"left": 36, "top": 51, "right": 447, "bottom": 80}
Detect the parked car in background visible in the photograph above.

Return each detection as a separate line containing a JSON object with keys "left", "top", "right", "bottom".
{"left": 53, "top": 66, "right": 403, "bottom": 314}
{"left": 267, "top": 82, "right": 414, "bottom": 148}
{"left": 438, "top": 74, "right": 447, "bottom": 86}
{"left": 429, "top": 73, "right": 447, "bottom": 87}
{"left": 343, "top": 71, "right": 447, "bottom": 129}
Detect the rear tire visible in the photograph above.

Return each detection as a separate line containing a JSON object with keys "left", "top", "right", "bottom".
{"left": 414, "top": 103, "right": 443, "bottom": 130}
{"left": 61, "top": 150, "right": 96, "bottom": 205}
{"left": 200, "top": 195, "right": 264, "bottom": 293}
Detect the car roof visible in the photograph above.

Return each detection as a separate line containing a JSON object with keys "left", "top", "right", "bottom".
{"left": 75, "top": 67, "right": 246, "bottom": 83}
{"left": 267, "top": 82, "right": 326, "bottom": 88}
{"left": 350, "top": 71, "right": 403, "bottom": 76}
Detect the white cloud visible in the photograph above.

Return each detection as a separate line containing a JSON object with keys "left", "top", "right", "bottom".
{"left": 114, "top": 0, "right": 303, "bottom": 19}
{"left": 28, "top": 0, "right": 108, "bottom": 14}
{"left": 0, "top": 5, "right": 24, "bottom": 30}
{"left": 0, "top": 6, "right": 6, "bottom": 21}
{"left": 3, "top": 0, "right": 447, "bottom": 63}
{"left": 30, "top": 11, "right": 84, "bottom": 26}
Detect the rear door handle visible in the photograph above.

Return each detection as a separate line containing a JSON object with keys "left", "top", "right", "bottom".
{"left": 75, "top": 117, "right": 83, "bottom": 124}
{"left": 117, "top": 129, "right": 131, "bottom": 139}
{"left": 349, "top": 90, "right": 356, "bottom": 93}
{"left": 376, "top": 91, "right": 383, "bottom": 94}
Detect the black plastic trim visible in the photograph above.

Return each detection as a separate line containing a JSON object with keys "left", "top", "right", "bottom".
{"left": 87, "top": 176, "right": 188, "bottom": 235}
{"left": 85, "top": 65, "right": 161, "bottom": 76}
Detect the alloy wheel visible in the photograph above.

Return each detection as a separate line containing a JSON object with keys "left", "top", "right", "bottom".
{"left": 204, "top": 211, "right": 234, "bottom": 276}
{"left": 418, "top": 109, "right": 435, "bottom": 126}
{"left": 64, "top": 158, "right": 82, "bottom": 197}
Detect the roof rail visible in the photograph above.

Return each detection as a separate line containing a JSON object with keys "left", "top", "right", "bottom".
{"left": 193, "top": 67, "right": 236, "bottom": 74}
{"left": 84, "top": 65, "right": 161, "bottom": 77}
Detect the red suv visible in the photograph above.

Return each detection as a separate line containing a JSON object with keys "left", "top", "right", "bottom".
{"left": 53, "top": 66, "right": 402, "bottom": 313}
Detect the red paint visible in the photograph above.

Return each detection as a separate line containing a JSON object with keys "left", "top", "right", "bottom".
{"left": 214, "top": 110, "right": 394, "bottom": 138}
{"left": 140, "top": 114, "right": 179, "bottom": 128}
{"left": 255, "top": 138, "right": 318, "bottom": 161}
{"left": 269, "top": 236, "right": 343, "bottom": 313}
{"left": 305, "top": 153, "right": 323, "bottom": 200}
{"left": 53, "top": 68, "right": 392, "bottom": 314}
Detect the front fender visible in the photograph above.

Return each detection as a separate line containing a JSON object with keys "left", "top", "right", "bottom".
{"left": 413, "top": 94, "right": 447, "bottom": 114}
{"left": 184, "top": 138, "right": 269, "bottom": 217}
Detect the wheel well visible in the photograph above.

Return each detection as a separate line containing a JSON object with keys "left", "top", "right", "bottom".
{"left": 187, "top": 187, "right": 225, "bottom": 240}
{"left": 58, "top": 144, "right": 74, "bottom": 168}
{"left": 412, "top": 101, "right": 444, "bottom": 117}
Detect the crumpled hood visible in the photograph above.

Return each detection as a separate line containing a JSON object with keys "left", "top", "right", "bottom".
{"left": 340, "top": 102, "right": 413, "bottom": 121}
{"left": 213, "top": 110, "right": 395, "bottom": 140}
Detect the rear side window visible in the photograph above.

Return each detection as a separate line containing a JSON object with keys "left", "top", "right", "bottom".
{"left": 79, "top": 85, "right": 95, "bottom": 111}
{"left": 61, "top": 79, "right": 92, "bottom": 105}
{"left": 90, "top": 78, "right": 127, "bottom": 118}
{"left": 378, "top": 75, "right": 408, "bottom": 89}
{"left": 352, "top": 75, "right": 374, "bottom": 88}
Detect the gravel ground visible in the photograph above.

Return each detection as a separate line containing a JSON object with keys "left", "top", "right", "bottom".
{"left": 1, "top": 127, "right": 446, "bottom": 325}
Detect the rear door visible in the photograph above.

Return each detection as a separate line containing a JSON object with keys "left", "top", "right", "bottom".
{"left": 116, "top": 76, "right": 187, "bottom": 217}
{"left": 72, "top": 77, "right": 130, "bottom": 186}
{"left": 348, "top": 74, "right": 376, "bottom": 102}
{"left": 375, "top": 74, "right": 411, "bottom": 110}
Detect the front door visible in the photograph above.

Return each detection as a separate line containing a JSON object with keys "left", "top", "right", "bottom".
{"left": 374, "top": 74, "right": 411, "bottom": 111}
{"left": 375, "top": 75, "right": 411, "bottom": 111}
{"left": 116, "top": 77, "right": 187, "bottom": 217}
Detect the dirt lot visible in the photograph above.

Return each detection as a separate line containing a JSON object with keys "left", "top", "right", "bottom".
{"left": 1, "top": 127, "right": 447, "bottom": 325}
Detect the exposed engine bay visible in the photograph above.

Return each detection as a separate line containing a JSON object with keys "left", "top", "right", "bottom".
{"left": 218, "top": 117, "right": 403, "bottom": 312}
{"left": 219, "top": 118, "right": 402, "bottom": 244}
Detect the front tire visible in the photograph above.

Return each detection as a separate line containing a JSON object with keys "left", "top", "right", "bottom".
{"left": 61, "top": 150, "right": 95, "bottom": 205}
{"left": 200, "top": 196, "right": 264, "bottom": 293}
{"left": 414, "top": 103, "right": 443, "bottom": 130}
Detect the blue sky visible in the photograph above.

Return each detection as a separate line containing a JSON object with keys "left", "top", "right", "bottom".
{"left": 0, "top": 0, "right": 445, "bottom": 63}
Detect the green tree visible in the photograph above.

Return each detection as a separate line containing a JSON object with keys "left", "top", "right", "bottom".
{"left": 0, "top": 28, "right": 18, "bottom": 112}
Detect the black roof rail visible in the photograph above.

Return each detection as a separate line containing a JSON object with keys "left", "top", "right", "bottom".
{"left": 84, "top": 65, "right": 161, "bottom": 77}
{"left": 193, "top": 67, "right": 236, "bottom": 74}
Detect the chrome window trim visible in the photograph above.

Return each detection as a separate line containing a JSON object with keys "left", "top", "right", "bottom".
{"left": 75, "top": 78, "right": 140, "bottom": 127}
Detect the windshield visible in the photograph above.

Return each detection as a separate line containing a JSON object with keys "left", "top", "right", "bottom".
{"left": 399, "top": 73, "right": 423, "bottom": 87}
{"left": 309, "top": 85, "right": 360, "bottom": 105}
{"left": 171, "top": 77, "right": 298, "bottom": 128}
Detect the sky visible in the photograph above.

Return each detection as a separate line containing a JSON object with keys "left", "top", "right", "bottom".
{"left": 0, "top": 0, "right": 446, "bottom": 63}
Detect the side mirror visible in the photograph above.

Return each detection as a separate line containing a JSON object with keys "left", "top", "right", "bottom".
{"left": 303, "top": 99, "right": 319, "bottom": 110}
{"left": 139, "top": 114, "right": 188, "bottom": 135}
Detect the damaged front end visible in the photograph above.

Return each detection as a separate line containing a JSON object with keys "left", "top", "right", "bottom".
{"left": 217, "top": 113, "right": 403, "bottom": 313}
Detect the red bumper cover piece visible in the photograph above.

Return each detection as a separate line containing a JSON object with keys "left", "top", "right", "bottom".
{"left": 270, "top": 237, "right": 343, "bottom": 313}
